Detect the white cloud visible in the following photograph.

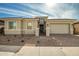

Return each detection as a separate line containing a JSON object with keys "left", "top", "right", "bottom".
{"left": 0, "top": 7, "right": 37, "bottom": 17}
{"left": 21, "top": 4, "right": 58, "bottom": 17}
{"left": 60, "top": 10, "right": 76, "bottom": 19}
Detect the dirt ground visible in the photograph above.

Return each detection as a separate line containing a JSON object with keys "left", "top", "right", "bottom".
{"left": 0, "top": 34, "right": 79, "bottom": 46}
{"left": 0, "top": 34, "right": 79, "bottom": 53}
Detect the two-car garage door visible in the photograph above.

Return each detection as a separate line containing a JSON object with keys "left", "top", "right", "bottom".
{"left": 50, "top": 23, "right": 70, "bottom": 34}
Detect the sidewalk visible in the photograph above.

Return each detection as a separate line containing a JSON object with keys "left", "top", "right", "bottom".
{"left": 16, "top": 46, "right": 79, "bottom": 56}
{"left": 0, "top": 45, "right": 79, "bottom": 56}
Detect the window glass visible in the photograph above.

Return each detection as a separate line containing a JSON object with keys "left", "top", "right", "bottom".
{"left": 9, "top": 21, "right": 16, "bottom": 29}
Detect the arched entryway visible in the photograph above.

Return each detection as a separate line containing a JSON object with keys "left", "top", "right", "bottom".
{"left": 38, "top": 17, "right": 46, "bottom": 36}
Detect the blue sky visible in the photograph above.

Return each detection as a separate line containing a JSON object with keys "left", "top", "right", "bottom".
{"left": 0, "top": 3, "right": 79, "bottom": 19}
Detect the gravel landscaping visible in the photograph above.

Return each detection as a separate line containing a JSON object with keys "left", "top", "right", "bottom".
{"left": 0, "top": 34, "right": 79, "bottom": 47}
{"left": 0, "top": 34, "right": 79, "bottom": 55}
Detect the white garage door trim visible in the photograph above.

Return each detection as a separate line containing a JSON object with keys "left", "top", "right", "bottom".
{"left": 50, "top": 23, "right": 70, "bottom": 34}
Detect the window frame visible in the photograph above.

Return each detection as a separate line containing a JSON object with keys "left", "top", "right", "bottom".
{"left": 8, "top": 21, "right": 17, "bottom": 30}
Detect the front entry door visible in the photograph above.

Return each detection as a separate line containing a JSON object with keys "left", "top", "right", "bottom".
{"left": 39, "top": 23, "right": 46, "bottom": 36}
{"left": 39, "top": 24, "right": 44, "bottom": 35}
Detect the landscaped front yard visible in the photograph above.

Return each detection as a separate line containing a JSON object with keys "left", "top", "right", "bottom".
{"left": 0, "top": 34, "right": 79, "bottom": 47}
{"left": 0, "top": 34, "right": 79, "bottom": 55}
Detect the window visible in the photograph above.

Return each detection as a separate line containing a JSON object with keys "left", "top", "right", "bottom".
{"left": 27, "top": 22, "right": 32, "bottom": 29}
{"left": 8, "top": 21, "right": 16, "bottom": 29}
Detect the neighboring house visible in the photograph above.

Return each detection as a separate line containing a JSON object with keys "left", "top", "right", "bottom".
{"left": 0, "top": 16, "right": 77, "bottom": 36}
{"left": 0, "top": 20, "right": 4, "bottom": 35}
{"left": 73, "top": 22, "right": 79, "bottom": 34}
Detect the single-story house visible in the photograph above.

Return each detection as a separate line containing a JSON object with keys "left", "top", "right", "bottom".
{"left": 0, "top": 16, "right": 77, "bottom": 36}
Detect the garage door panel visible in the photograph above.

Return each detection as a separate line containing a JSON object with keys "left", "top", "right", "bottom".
{"left": 50, "top": 24, "right": 69, "bottom": 34}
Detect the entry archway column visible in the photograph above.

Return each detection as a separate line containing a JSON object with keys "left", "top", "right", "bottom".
{"left": 46, "top": 27, "right": 50, "bottom": 36}
{"left": 35, "top": 28, "right": 39, "bottom": 36}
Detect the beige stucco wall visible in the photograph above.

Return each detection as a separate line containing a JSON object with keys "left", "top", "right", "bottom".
{"left": 22, "top": 18, "right": 38, "bottom": 34}
{"left": 4, "top": 18, "right": 38, "bottom": 35}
